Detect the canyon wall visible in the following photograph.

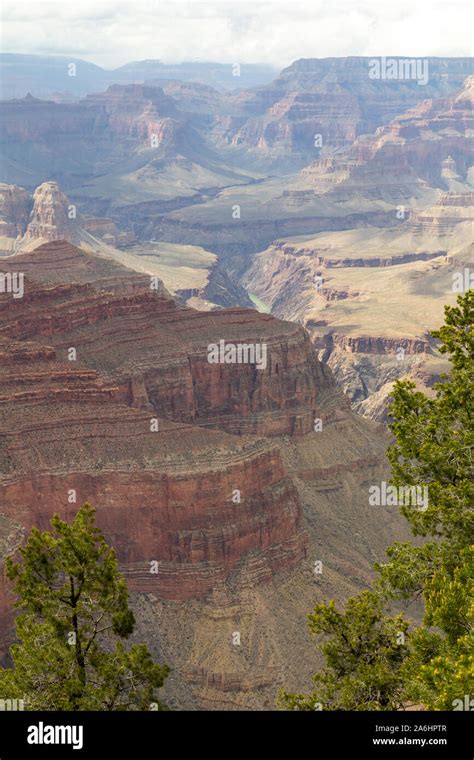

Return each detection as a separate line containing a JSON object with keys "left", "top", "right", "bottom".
{"left": 0, "top": 242, "right": 325, "bottom": 612}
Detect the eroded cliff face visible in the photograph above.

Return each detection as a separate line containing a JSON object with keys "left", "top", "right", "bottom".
{"left": 0, "top": 86, "right": 181, "bottom": 151}
{"left": 83, "top": 84, "right": 181, "bottom": 146}
{"left": 216, "top": 58, "right": 473, "bottom": 163}
{"left": 0, "top": 376, "right": 306, "bottom": 606}
{"left": 1, "top": 242, "right": 330, "bottom": 437}
{"left": 299, "top": 75, "right": 474, "bottom": 201}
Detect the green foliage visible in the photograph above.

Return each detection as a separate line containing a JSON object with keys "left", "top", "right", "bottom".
{"left": 0, "top": 504, "right": 169, "bottom": 710}
{"left": 380, "top": 291, "right": 474, "bottom": 708}
{"left": 278, "top": 592, "right": 409, "bottom": 711}
{"left": 280, "top": 291, "right": 474, "bottom": 711}
{"left": 387, "top": 298, "right": 473, "bottom": 543}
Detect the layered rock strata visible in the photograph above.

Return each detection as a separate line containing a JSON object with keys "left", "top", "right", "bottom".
{"left": 0, "top": 242, "right": 324, "bottom": 614}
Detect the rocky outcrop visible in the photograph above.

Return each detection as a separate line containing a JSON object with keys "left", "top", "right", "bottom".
{"left": 81, "top": 216, "right": 135, "bottom": 247}
{"left": 0, "top": 184, "right": 31, "bottom": 238}
{"left": 270, "top": 238, "right": 447, "bottom": 269}
{"left": 409, "top": 191, "right": 474, "bottom": 232}
{"left": 0, "top": 181, "right": 136, "bottom": 255}
{"left": 20, "top": 181, "right": 136, "bottom": 249}
{"left": 329, "top": 334, "right": 430, "bottom": 355}
{"left": 22, "top": 181, "right": 80, "bottom": 245}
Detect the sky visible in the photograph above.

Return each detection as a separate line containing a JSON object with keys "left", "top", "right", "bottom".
{"left": 1, "top": 0, "right": 473, "bottom": 70}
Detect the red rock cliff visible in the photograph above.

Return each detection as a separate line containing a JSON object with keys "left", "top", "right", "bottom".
{"left": 0, "top": 242, "right": 324, "bottom": 616}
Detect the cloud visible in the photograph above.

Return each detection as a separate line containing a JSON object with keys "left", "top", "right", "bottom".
{"left": 1, "top": 0, "right": 472, "bottom": 69}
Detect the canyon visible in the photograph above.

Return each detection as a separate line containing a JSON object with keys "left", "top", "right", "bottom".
{"left": 242, "top": 190, "right": 473, "bottom": 418}
{"left": 0, "top": 53, "right": 472, "bottom": 708}
{"left": 2, "top": 71, "right": 472, "bottom": 417}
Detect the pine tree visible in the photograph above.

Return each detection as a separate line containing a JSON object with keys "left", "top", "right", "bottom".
{"left": 0, "top": 503, "right": 169, "bottom": 710}
{"left": 376, "top": 290, "right": 474, "bottom": 708}
{"left": 278, "top": 592, "right": 410, "bottom": 710}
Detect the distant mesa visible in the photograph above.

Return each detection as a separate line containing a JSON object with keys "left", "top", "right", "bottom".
{"left": 0, "top": 54, "right": 278, "bottom": 100}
